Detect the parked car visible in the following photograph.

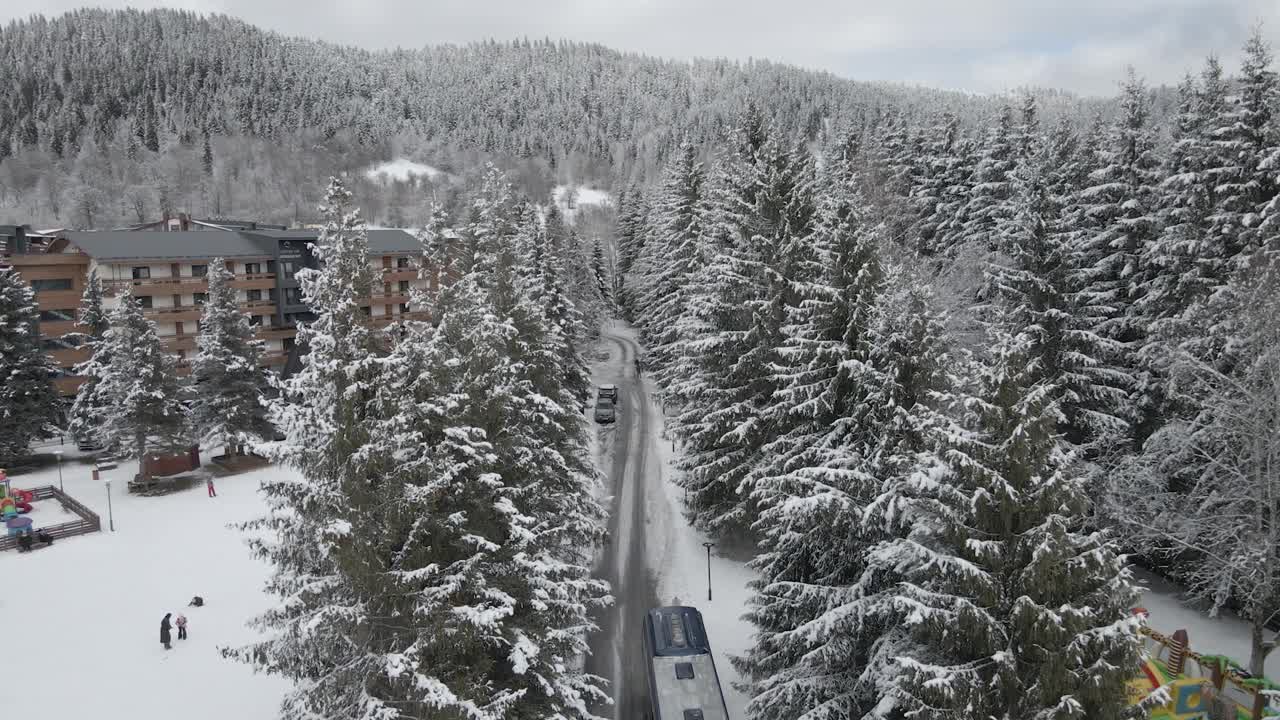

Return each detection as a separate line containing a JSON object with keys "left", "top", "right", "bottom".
{"left": 594, "top": 398, "right": 617, "bottom": 424}
{"left": 598, "top": 384, "right": 618, "bottom": 403}
{"left": 76, "top": 435, "right": 104, "bottom": 453}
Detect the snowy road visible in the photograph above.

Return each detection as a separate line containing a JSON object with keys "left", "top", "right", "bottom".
{"left": 586, "top": 329, "right": 660, "bottom": 719}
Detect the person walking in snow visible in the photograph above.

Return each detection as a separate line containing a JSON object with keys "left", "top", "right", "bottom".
{"left": 160, "top": 613, "right": 173, "bottom": 650}
{"left": 175, "top": 613, "right": 187, "bottom": 640}
{"left": 206, "top": 477, "right": 216, "bottom": 498}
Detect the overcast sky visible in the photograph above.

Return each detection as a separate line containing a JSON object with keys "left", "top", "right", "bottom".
{"left": 4, "top": 1, "right": 1278, "bottom": 95}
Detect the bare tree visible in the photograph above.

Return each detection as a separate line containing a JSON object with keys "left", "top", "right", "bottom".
{"left": 1111, "top": 263, "right": 1280, "bottom": 676}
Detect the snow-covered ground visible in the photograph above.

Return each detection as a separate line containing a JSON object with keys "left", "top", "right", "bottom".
{"left": 553, "top": 185, "right": 612, "bottom": 223}
{"left": 364, "top": 158, "right": 446, "bottom": 184}
{"left": 1, "top": 455, "right": 289, "bottom": 720}
{"left": 1137, "top": 568, "right": 1279, "bottom": 678}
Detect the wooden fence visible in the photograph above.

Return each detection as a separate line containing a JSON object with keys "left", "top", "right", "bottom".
{"left": 0, "top": 485, "right": 101, "bottom": 551}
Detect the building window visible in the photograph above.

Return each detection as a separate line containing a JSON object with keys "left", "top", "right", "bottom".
{"left": 136, "top": 296, "right": 153, "bottom": 309}
{"left": 396, "top": 257, "right": 410, "bottom": 269}
{"left": 283, "top": 337, "right": 296, "bottom": 351}
{"left": 38, "top": 309, "right": 76, "bottom": 323}
{"left": 191, "top": 264, "right": 208, "bottom": 278}
{"left": 132, "top": 266, "right": 151, "bottom": 280}
{"left": 268, "top": 288, "right": 278, "bottom": 302}
{"left": 398, "top": 280, "right": 410, "bottom": 292}
{"left": 284, "top": 288, "right": 302, "bottom": 305}
{"left": 30, "top": 278, "right": 73, "bottom": 292}
{"left": 175, "top": 322, "right": 185, "bottom": 336}
{"left": 193, "top": 293, "right": 208, "bottom": 306}
{"left": 398, "top": 303, "right": 409, "bottom": 314}
{"left": 266, "top": 260, "right": 277, "bottom": 274}
{"left": 245, "top": 262, "right": 262, "bottom": 275}
{"left": 247, "top": 289, "right": 263, "bottom": 302}
{"left": 248, "top": 315, "right": 263, "bottom": 326}
{"left": 280, "top": 260, "right": 296, "bottom": 277}
{"left": 360, "top": 306, "right": 372, "bottom": 317}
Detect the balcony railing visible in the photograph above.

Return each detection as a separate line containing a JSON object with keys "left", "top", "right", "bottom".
{"left": 256, "top": 326, "right": 299, "bottom": 340}
{"left": 104, "top": 277, "right": 209, "bottom": 296}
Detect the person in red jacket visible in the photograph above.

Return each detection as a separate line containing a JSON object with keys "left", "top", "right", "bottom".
{"left": 206, "top": 477, "right": 216, "bottom": 498}
{"left": 175, "top": 613, "right": 188, "bottom": 640}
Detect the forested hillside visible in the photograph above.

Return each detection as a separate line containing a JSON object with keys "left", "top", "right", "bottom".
{"left": 623, "top": 30, "right": 1280, "bottom": 719}
{"left": 0, "top": 8, "right": 1107, "bottom": 229}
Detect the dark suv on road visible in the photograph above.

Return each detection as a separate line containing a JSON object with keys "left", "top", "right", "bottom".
{"left": 594, "top": 397, "right": 616, "bottom": 424}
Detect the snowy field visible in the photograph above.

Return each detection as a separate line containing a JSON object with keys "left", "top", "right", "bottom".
{"left": 0, "top": 454, "right": 288, "bottom": 720}
{"left": 364, "top": 158, "right": 446, "bottom": 183}
{"left": 553, "top": 185, "right": 612, "bottom": 223}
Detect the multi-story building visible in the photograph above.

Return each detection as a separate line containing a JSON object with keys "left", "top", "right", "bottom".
{"left": 3, "top": 224, "right": 427, "bottom": 397}
{"left": 1, "top": 224, "right": 92, "bottom": 395}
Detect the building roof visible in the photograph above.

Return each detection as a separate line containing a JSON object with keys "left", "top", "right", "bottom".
{"left": 66, "top": 231, "right": 278, "bottom": 261}
{"left": 64, "top": 227, "right": 420, "bottom": 262}
{"left": 248, "top": 229, "right": 419, "bottom": 254}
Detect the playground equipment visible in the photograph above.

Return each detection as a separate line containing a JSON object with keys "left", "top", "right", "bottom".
{"left": 0, "top": 469, "right": 34, "bottom": 519}
{"left": 1129, "top": 608, "right": 1280, "bottom": 719}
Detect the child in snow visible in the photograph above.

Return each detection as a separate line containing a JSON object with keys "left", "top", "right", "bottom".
{"left": 175, "top": 613, "right": 187, "bottom": 640}
{"left": 189, "top": 595, "right": 204, "bottom": 607}
{"left": 206, "top": 477, "right": 217, "bottom": 498}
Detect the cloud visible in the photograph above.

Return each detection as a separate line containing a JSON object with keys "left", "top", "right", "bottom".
{"left": 2, "top": 0, "right": 1278, "bottom": 95}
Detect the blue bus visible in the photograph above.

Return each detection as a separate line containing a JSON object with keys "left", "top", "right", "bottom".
{"left": 642, "top": 606, "right": 731, "bottom": 720}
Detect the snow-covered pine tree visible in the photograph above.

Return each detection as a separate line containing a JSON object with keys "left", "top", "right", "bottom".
{"left": 226, "top": 178, "right": 408, "bottom": 718}
{"left": 984, "top": 146, "right": 1130, "bottom": 452}
{"left": 590, "top": 235, "right": 607, "bottom": 300}
{"left": 364, "top": 266, "right": 610, "bottom": 718}
{"left": 631, "top": 142, "right": 706, "bottom": 378}
{"left": 69, "top": 269, "right": 113, "bottom": 448}
{"left": 913, "top": 113, "right": 974, "bottom": 257}
{"left": 1142, "top": 63, "right": 1227, "bottom": 345}
{"left": 189, "top": 258, "right": 270, "bottom": 455}
{"left": 97, "top": 292, "right": 187, "bottom": 461}
{"left": 615, "top": 183, "right": 647, "bottom": 278}
{"left": 670, "top": 123, "right": 815, "bottom": 540}
{"left": 736, "top": 148, "right": 952, "bottom": 718}
{"left": 1074, "top": 70, "right": 1163, "bottom": 448}
{"left": 411, "top": 167, "right": 611, "bottom": 716}
{"left": 1110, "top": 262, "right": 1280, "bottom": 678}
{"left": 0, "top": 266, "right": 60, "bottom": 465}
{"left": 872, "top": 327, "right": 1141, "bottom": 720}
{"left": 946, "top": 105, "right": 1017, "bottom": 256}
{"left": 1210, "top": 30, "right": 1278, "bottom": 273}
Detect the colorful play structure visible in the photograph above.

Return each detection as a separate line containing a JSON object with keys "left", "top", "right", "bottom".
{"left": 1130, "top": 608, "right": 1280, "bottom": 719}
{"left": 0, "top": 469, "right": 35, "bottom": 519}
{"left": 1, "top": 468, "right": 37, "bottom": 538}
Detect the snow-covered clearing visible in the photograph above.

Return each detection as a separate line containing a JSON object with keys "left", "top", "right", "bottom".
{"left": 553, "top": 185, "right": 612, "bottom": 223}
{"left": 1, "top": 454, "right": 289, "bottom": 720}
{"left": 365, "top": 158, "right": 446, "bottom": 183}
{"left": 1137, "top": 568, "right": 1280, "bottom": 678}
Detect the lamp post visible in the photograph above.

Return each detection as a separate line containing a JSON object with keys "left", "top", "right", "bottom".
{"left": 103, "top": 478, "right": 115, "bottom": 532}
{"left": 702, "top": 541, "right": 715, "bottom": 602}
{"left": 53, "top": 450, "right": 64, "bottom": 492}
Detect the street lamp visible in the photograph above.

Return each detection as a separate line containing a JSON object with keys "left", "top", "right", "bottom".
{"left": 702, "top": 541, "right": 716, "bottom": 602}
{"left": 103, "top": 478, "right": 115, "bottom": 532}
{"left": 53, "top": 450, "right": 64, "bottom": 492}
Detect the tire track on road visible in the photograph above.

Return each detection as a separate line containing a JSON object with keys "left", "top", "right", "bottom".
{"left": 585, "top": 332, "right": 659, "bottom": 719}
